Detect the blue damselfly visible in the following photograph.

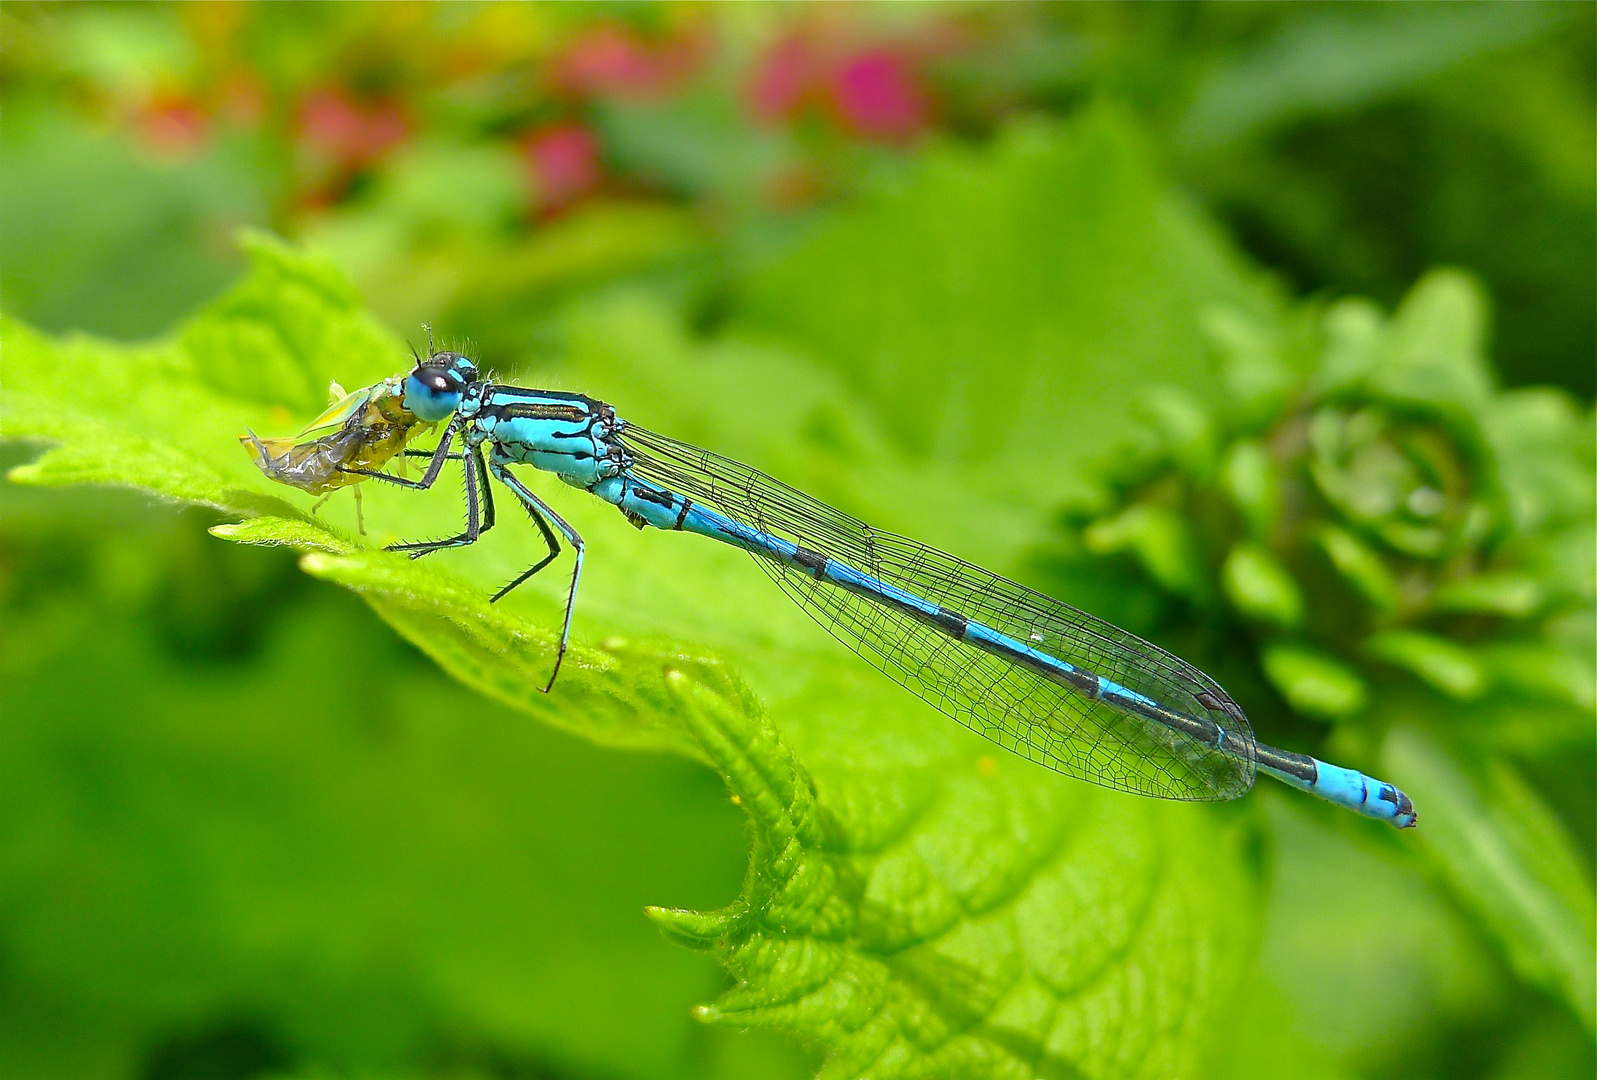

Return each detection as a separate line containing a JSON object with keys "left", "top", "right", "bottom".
{"left": 296, "top": 347, "right": 1417, "bottom": 828}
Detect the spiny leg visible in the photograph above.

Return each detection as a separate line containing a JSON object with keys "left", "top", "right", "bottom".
{"left": 488, "top": 459, "right": 585, "bottom": 692}
{"left": 470, "top": 445, "right": 495, "bottom": 534}
{"left": 344, "top": 427, "right": 457, "bottom": 491}
{"left": 390, "top": 444, "right": 490, "bottom": 558}
{"left": 490, "top": 492, "right": 559, "bottom": 600}
{"left": 340, "top": 430, "right": 473, "bottom": 557}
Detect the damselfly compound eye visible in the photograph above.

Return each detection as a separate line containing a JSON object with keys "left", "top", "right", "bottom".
{"left": 403, "top": 364, "right": 467, "bottom": 421}
{"left": 417, "top": 368, "right": 462, "bottom": 395}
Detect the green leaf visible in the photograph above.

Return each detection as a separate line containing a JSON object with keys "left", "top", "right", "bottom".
{"left": 183, "top": 229, "right": 406, "bottom": 411}
{"left": 1136, "top": 385, "right": 1220, "bottom": 480}
{"left": 1083, "top": 502, "right": 1204, "bottom": 597}
{"left": 1317, "top": 296, "right": 1386, "bottom": 393}
{"left": 1260, "top": 643, "right": 1368, "bottom": 720}
{"left": 1202, "top": 307, "right": 1294, "bottom": 432}
{"left": 1177, "top": 2, "right": 1566, "bottom": 151}
{"left": 1314, "top": 524, "right": 1400, "bottom": 615}
{"left": 1484, "top": 387, "right": 1596, "bottom": 537}
{"left": 1382, "top": 727, "right": 1596, "bottom": 1033}
{"left": 1478, "top": 642, "right": 1597, "bottom": 712}
{"left": 1376, "top": 268, "right": 1495, "bottom": 421}
{"left": 1364, "top": 630, "right": 1488, "bottom": 700}
{"left": 735, "top": 105, "right": 1278, "bottom": 499}
{"left": 4, "top": 233, "right": 1262, "bottom": 1077}
{"left": 292, "top": 545, "right": 730, "bottom": 760}
{"left": 649, "top": 673, "right": 1256, "bottom": 1079}
{"left": 1221, "top": 440, "right": 1280, "bottom": 540}
{"left": 1431, "top": 572, "right": 1545, "bottom": 618}
{"left": 1, "top": 317, "right": 298, "bottom": 520}
{"left": 1221, "top": 542, "right": 1304, "bottom": 628}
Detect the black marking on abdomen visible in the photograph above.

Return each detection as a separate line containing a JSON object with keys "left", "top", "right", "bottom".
{"left": 1255, "top": 743, "right": 1316, "bottom": 783}
{"left": 491, "top": 402, "right": 589, "bottom": 423}
{"left": 795, "top": 543, "right": 1250, "bottom": 767}
{"left": 930, "top": 609, "right": 968, "bottom": 640}
{"left": 673, "top": 498, "right": 692, "bottom": 530}
{"left": 967, "top": 630, "right": 1229, "bottom": 750}
{"left": 793, "top": 546, "right": 829, "bottom": 577}
{"left": 965, "top": 629, "right": 1098, "bottom": 696}
{"left": 631, "top": 484, "right": 675, "bottom": 507}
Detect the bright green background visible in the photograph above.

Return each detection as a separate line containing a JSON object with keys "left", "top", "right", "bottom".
{"left": 1, "top": 5, "right": 1591, "bottom": 1080}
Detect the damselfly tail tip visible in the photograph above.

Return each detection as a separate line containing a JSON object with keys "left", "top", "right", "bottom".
{"left": 1387, "top": 786, "right": 1418, "bottom": 829}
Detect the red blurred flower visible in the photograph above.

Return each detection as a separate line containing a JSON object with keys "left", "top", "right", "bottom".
{"left": 135, "top": 91, "right": 208, "bottom": 157}
{"left": 520, "top": 122, "right": 602, "bottom": 213}
{"left": 297, "top": 89, "right": 409, "bottom": 173}
{"left": 553, "top": 23, "right": 707, "bottom": 101}
{"left": 747, "top": 31, "right": 932, "bottom": 143}
{"left": 831, "top": 48, "right": 927, "bottom": 142}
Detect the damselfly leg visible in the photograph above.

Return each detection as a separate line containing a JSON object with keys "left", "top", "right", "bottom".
{"left": 343, "top": 431, "right": 486, "bottom": 557}
{"left": 488, "top": 458, "right": 585, "bottom": 692}
{"left": 385, "top": 445, "right": 495, "bottom": 557}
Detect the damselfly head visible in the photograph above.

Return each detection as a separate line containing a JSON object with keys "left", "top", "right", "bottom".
{"left": 404, "top": 351, "right": 479, "bottom": 421}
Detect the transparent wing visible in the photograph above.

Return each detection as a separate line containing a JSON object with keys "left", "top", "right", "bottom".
{"left": 621, "top": 424, "right": 1257, "bottom": 801}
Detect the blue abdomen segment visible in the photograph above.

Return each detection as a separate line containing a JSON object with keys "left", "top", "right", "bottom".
{"left": 1258, "top": 756, "right": 1418, "bottom": 827}
{"left": 670, "top": 499, "right": 1236, "bottom": 754}
{"left": 620, "top": 478, "right": 1419, "bottom": 828}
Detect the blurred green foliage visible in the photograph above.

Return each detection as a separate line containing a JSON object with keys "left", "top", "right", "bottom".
{"left": 1046, "top": 267, "right": 1595, "bottom": 1035}
{"left": 0, "top": 4, "right": 1592, "bottom": 1080}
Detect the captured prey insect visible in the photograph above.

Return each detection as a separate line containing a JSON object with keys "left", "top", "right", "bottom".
{"left": 323, "top": 348, "right": 1416, "bottom": 828}
{"left": 241, "top": 374, "right": 432, "bottom": 532}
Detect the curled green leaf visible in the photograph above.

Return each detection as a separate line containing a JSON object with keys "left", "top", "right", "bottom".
{"left": 1431, "top": 572, "right": 1544, "bottom": 618}
{"left": 1364, "top": 630, "right": 1487, "bottom": 700}
{"left": 1222, "top": 542, "right": 1304, "bottom": 628}
{"left": 1222, "top": 439, "right": 1279, "bottom": 540}
{"left": 1083, "top": 502, "right": 1204, "bottom": 597}
{"left": 1315, "top": 524, "right": 1400, "bottom": 614}
{"left": 1261, "top": 643, "right": 1368, "bottom": 719}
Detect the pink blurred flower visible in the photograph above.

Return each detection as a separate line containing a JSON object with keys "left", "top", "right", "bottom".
{"left": 297, "top": 89, "right": 409, "bottom": 173}
{"left": 831, "top": 48, "right": 927, "bottom": 142}
{"left": 553, "top": 23, "right": 707, "bottom": 101}
{"left": 747, "top": 31, "right": 932, "bottom": 143}
{"left": 521, "top": 122, "right": 602, "bottom": 213}
{"left": 748, "top": 33, "right": 824, "bottom": 123}
{"left": 135, "top": 92, "right": 208, "bottom": 156}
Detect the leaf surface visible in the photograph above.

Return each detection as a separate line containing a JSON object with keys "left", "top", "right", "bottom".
{"left": 4, "top": 224, "right": 1259, "bottom": 1078}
